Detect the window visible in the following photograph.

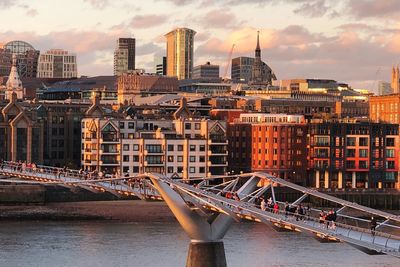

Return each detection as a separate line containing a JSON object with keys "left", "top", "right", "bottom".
{"left": 133, "top": 156, "right": 139, "bottom": 162}
{"left": 58, "top": 140, "right": 64, "bottom": 147}
{"left": 52, "top": 128, "right": 57, "bottom": 135}
{"left": 51, "top": 140, "right": 57, "bottom": 148}
{"left": 190, "top": 145, "right": 196, "bottom": 151}
{"left": 359, "top": 137, "right": 368, "bottom": 146}
{"left": 123, "top": 167, "right": 129, "bottom": 173}
{"left": 128, "top": 122, "right": 135, "bottom": 129}
{"left": 58, "top": 151, "right": 64, "bottom": 159}
{"left": 123, "top": 144, "right": 129, "bottom": 151}
{"left": 167, "top": 167, "right": 174, "bottom": 173}
{"left": 386, "top": 149, "right": 395, "bottom": 158}
{"left": 189, "top": 167, "right": 195, "bottom": 173}
{"left": 199, "top": 167, "right": 205, "bottom": 173}
{"left": 133, "top": 166, "right": 139, "bottom": 173}
{"left": 346, "top": 137, "right": 356, "bottom": 146}
{"left": 59, "top": 116, "right": 64, "bottom": 124}
{"left": 168, "top": 156, "right": 174, "bottom": 162}
{"left": 190, "top": 156, "right": 196, "bottom": 162}
{"left": 133, "top": 144, "right": 139, "bottom": 151}
{"left": 199, "top": 156, "right": 205, "bottom": 162}
{"left": 346, "top": 160, "right": 356, "bottom": 169}
{"left": 185, "top": 123, "right": 191, "bottom": 130}
{"left": 145, "top": 144, "right": 162, "bottom": 153}
{"left": 199, "top": 145, "right": 205, "bottom": 151}
{"left": 178, "top": 156, "right": 183, "bottom": 162}
{"left": 59, "top": 128, "right": 64, "bottom": 136}
{"left": 346, "top": 149, "right": 356, "bottom": 157}
{"left": 195, "top": 123, "right": 200, "bottom": 130}
{"left": 359, "top": 160, "right": 368, "bottom": 169}
{"left": 123, "top": 155, "right": 129, "bottom": 162}
{"left": 359, "top": 149, "right": 368, "bottom": 158}
{"left": 386, "top": 138, "right": 395, "bottom": 147}
{"left": 178, "top": 145, "right": 183, "bottom": 151}
{"left": 119, "top": 122, "right": 125, "bottom": 129}
{"left": 52, "top": 116, "right": 57, "bottom": 124}
{"left": 386, "top": 160, "right": 395, "bottom": 169}
{"left": 168, "top": 145, "right": 174, "bottom": 151}
{"left": 177, "top": 167, "right": 183, "bottom": 173}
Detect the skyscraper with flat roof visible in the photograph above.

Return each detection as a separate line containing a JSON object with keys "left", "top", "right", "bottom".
{"left": 165, "top": 28, "right": 196, "bottom": 80}
{"left": 114, "top": 38, "right": 136, "bottom": 76}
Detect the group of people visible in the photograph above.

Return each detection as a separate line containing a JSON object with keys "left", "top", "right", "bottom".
{"left": 319, "top": 209, "right": 337, "bottom": 229}
{"left": 257, "top": 197, "right": 280, "bottom": 214}
{"left": 222, "top": 191, "right": 240, "bottom": 201}
{"left": 0, "top": 160, "right": 38, "bottom": 173}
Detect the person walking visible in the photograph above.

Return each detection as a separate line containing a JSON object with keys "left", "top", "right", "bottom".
{"left": 370, "top": 217, "right": 377, "bottom": 236}
{"left": 261, "top": 198, "right": 266, "bottom": 211}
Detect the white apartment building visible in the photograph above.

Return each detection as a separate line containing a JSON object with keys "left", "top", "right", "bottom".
{"left": 37, "top": 49, "right": 77, "bottom": 78}
{"left": 81, "top": 117, "right": 227, "bottom": 179}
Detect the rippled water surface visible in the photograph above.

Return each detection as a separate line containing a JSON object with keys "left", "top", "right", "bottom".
{"left": 0, "top": 221, "right": 398, "bottom": 267}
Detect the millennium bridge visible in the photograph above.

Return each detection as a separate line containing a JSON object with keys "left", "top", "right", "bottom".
{"left": 1, "top": 161, "right": 400, "bottom": 267}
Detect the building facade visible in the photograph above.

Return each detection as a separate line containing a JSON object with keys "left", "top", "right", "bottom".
{"left": 165, "top": 28, "right": 196, "bottom": 80}
{"left": 309, "top": 122, "right": 399, "bottom": 189}
{"left": 0, "top": 40, "right": 40, "bottom": 78}
{"left": 378, "top": 81, "right": 392, "bottom": 96}
{"left": 81, "top": 114, "right": 227, "bottom": 178}
{"left": 154, "top": 56, "right": 167, "bottom": 76}
{"left": 192, "top": 62, "right": 219, "bottom": 79}
{"left": 117, "top": 73, "right": 178, "bottom": 104}
{"left": 114, "top": 38, "right": 136, "bottom": 76}
{"left": 370, "top": 94, "right": 400, "bottom": 124}
{"left": 228, "top": 114, "right": 308, "bottom": 185}
{"left": 391, "top": 66, "right": 399, "bottom": 94}
{"left": 37, "top": 49, "right": 77, "bottom": 79}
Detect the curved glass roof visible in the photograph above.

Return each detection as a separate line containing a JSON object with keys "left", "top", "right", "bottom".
{"left": 4, "top": 40, "right": 35, "bottom": 54}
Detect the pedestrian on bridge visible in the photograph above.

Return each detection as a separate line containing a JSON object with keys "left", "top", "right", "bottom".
{"left": 261, "top": 198, "right": 266, "bottom": 211}
{"left": 273, "top": 202, "right": 279, "bottom": 214}
{"left": 370, "top": 217, "right": 377, "bottom": 236}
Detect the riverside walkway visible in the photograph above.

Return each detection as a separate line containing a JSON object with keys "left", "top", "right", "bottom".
{"left": 1, "top": 162, "right": 400, "bottom": 259}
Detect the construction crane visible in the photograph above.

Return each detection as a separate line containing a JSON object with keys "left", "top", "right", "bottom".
{"left": 222, "top": 44, "right": 235, "bottom": 81}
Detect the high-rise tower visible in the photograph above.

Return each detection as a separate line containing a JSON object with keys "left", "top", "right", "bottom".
{"left": 165, "top": 28, "right": 196, "bottom": 80}
{"left": 114, "top": 38, "right": 136, "bottom": 76}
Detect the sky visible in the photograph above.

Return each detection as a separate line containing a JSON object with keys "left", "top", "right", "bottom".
{"left": 1, "top": 0, "right": 400, "bottom": 92}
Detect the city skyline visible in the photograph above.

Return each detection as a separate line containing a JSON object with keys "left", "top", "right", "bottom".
{"left": 0, "top": 0, "right": 400, "bottom": 91}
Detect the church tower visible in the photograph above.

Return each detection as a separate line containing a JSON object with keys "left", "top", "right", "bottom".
{"left": 5, "top": 54, "right": 24, "bottom": 100}
{"left": 251, "top": 31, "right": 263, "bottom": 83}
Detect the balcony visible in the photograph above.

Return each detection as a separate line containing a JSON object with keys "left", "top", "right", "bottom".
{"left": 100, "top": 138, "right": 119, "bottom": 143}
{"left": 100, "top": 149, "right": 119, "bottom": 154}
{"left": 99, "top": 160, "right": 119, "bottom": 165}
{"left": 144, "top": 149, "right": 163, "bottom": 155}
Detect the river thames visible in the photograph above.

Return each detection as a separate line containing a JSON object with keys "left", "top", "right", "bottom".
{"left": 0, "top": 221, "right": 398, "bottom": 267}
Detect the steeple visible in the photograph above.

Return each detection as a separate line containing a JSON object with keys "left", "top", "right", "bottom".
{"left": 6, "top": 54, "right": 23, "bottom": 90}
{"left": 5, "top": 54, "right": 24, "bottom": 100}
{"left": 255, "top": 31, "right": 261, "bottom": 58}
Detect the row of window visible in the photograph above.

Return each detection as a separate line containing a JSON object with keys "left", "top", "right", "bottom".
{"left": 122, "top": 155, "right": 206, "bottom": 163}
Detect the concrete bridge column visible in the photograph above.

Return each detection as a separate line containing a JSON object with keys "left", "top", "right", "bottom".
{"left": 338, "top": 171, "right": 343, "bottom": 189}
{"left": 316, "top": 170, "right": 320, "bottom": 188}
{"left": 149, "top": 174, "right": 260, "bottom": 267}
{"left": 352, "top": 172, "right": 356, "bottom": 189}
{"left": 324, "top": 171, "right": 329, "bottom": 189}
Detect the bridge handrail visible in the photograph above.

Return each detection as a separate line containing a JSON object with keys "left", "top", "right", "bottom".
{"left": 164, "top": 178, "right": 400, "bottom": 250}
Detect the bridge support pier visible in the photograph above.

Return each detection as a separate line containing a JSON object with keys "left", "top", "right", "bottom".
{"left": 186, "top": 241, "right": 226, "bottom": 267}
{"left": 148, "top": 174, "right": 259, "bottom": 267}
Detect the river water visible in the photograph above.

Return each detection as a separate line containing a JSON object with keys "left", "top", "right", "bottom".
{"left": 0, "top": 221, "right": 398, "bottom": 267}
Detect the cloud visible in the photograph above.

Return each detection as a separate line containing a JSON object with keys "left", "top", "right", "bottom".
{"left": 0, "top": 0, "right": 15, "bottom": 8}
{"left": 195, "top": 9, "right": 243, "bottom": 29}
{"left": 347, "top": 0, "right": 400, "bottom": 18}
{"left": 84, "top": 0, "right": 112, "bottom": 9}
{"left": 136, "top": 42, "right": 164, "bottom": 56}
{"left": 293, "top": 0, "right": 329, "bottom": 17}
{"left": 130, "top": 14, "right": 168, "bottom": 29}
{"left": 25, "top": 8, "right": 38, "bottom": 17}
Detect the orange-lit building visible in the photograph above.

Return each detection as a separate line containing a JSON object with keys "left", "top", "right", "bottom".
{"left": 228, "top": 114, "right": 308, "bottom": 185}
{"left": 309, "top": 122, "right": 399, "bottom": 189}
{"left": 370, "top": 94, "right": 400, "bottom": 123}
